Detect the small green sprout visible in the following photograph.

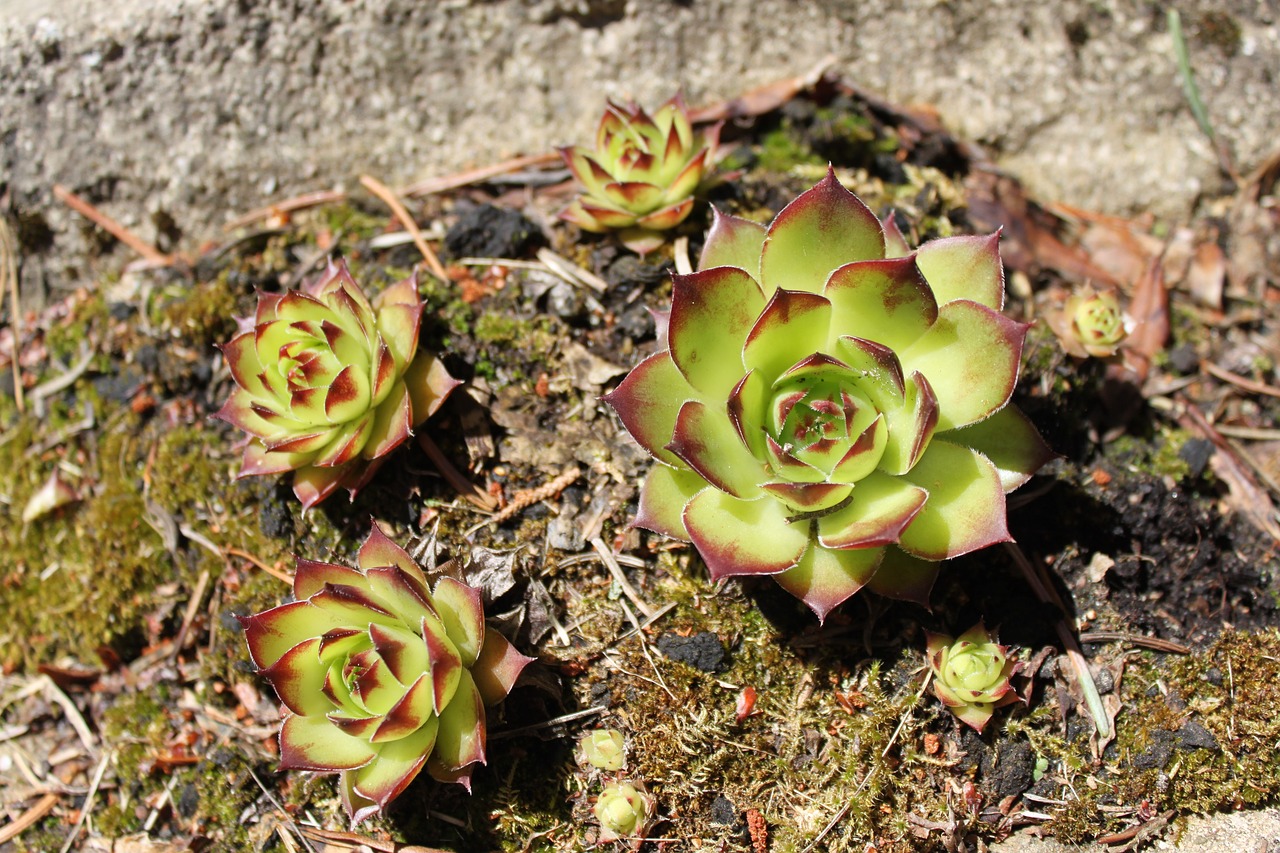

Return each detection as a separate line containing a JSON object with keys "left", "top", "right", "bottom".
{"left": 559, "top": 95, "right": 721, "bottom": 254}
{"left": 926, "top": 622, "right": 1020, "bottom": 732}
{"left": 594, "top": 780, "right": 653, "bottom": 841}
{"left": 579, "top": 728, "right": 627, "bottom": 771}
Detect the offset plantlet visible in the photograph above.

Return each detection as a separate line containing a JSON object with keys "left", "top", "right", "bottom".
{"left": 559, "top": 95, "right": 721, "bottom": 255}
{"left": 594, "top": 781, "right": 654, "bottom": 841}
{"left": 1046, "top": 285, "right": 1130, "bottom": 358}
{"left": 926, "top": 622, "right": 1020, "bottom": 732}
{"left": 579, "top": 728, "right": 627, "bottom": 771}
{"left": 605, "top": 168, "right": 1052, "bottom": 619}
{"left": 216, "top": 259, "right": 459, "bottom": 508}
{"left": 241, "top": 524, "right": 532, "bottom": 822}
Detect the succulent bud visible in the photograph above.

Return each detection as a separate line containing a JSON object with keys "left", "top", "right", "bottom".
{"left": 926, "top": 622, "right": 1019, "bottom": 732}
{"left": 594, "top": 781, "right": 653, "bottom": 841}
{"left": 215, "top": 259, "right": 459, "bottom": 508}
{"left": 579, "top": 728, "right": 627, "bottom": 771}
{"left": 1047, "top": 285, "right": 1130, "bottom": 358}
{"left": 241, "top": 523, "right": 533, "bottom": 822}
{"left": 559, "top": 95, "right": 720, "bottom": 255}
{"left": 603, "top": 168, "right": 1053, "bottom": 620}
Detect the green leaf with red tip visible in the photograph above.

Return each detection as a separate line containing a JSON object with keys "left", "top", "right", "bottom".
{"left": 279, "top": 713, "right": 376, "bottom": 771}
{"left": 863, "top": 546, "right": 939, "bottom": 605}
{"left": 357, "top": 522, "right": 423, "bottom": 577}
{"left": 816, "top": 471, "right": 928, "bottom": 549}
{"left": 668, "top": 268, "right": 762, "bottom": 397}
{"left": 915, "top": 231, "right": 1005, "bottom": 310}
{"left": 246, "top": 600, "right": 354, "bottom": 670}
{"left": 742, "top": 289, "right": 832, "bottom": 382}
{"left": 824, "top": 258, "right": 937, "bottom": 353}
{"left": 826, "top": 416, "right": 889, "bottom": 483}
{"left": 897, "top": 440, "right": 1010, "bottom": 560}
{"left": 310, "top": 414, "right": 373, "bottom": 468}
{"left": 760, "top": 481, "right": 852, "bottom": 512}
{"left": 581, "top": 201, "right": 641, "bottom": 230}
{"left": 684, "top": 491, "right": 809, "bottom": 579}
{"left": 431, "top": 577, "right": 484, "bottom": 666}
{"left": 323, "top": 364, "right": 372, "bottom": 424}
{"left": 635, "top": 197, "right": 694, "bottom": 231}
{"left": 559, "top": 146, "right": 613, "bottom": 196}
{"left": 353, "top": 717, "right": 437, "bottom": 804}
{"left": 293, "top": 558, "right": 362, "bottom": 599}
{"left": 366, "top": 621, "right": 429, "bottom": 688}
{"left": 758, "top": 167, "right": 885, "bottom": 296}
{"left": 726, "top": 370, "right": 769, "bottom": 460}
{"left": 373, "top": 302, "right": 423, "bottom": 374}
{"left": 220, "top": 332, "right": 270, "bottom": 399}
{"left": 602, "top": 351, "right": 696, "bottom": 467}
{"left": 260, "top": 638, "right": 330, "bottom": 716}
{"left": 874, "top": 370, "right": 938, "bottom": 476}
{"left": 369, "top": 675, "right": 436, "bottom": 743}
{"left": 881, "top": 214, "right": 912, "bottom": 258}
{"left": 941, "top": 405, "right": 1054, "bottom": 492}
{"left": 291, "top": 462, "right": 351, "bottom": 510}
{"left": 559, "top": 198, "right": 609, "bottom": 232}
{"left": 699, "top": 208, "right": 766, "bottom": 277}
{"left": 431, "top": 670, "right": 487, "bottom": 772}
{"left": 402, "top": 352, "right": 460, "bottom": 427}
{"left": 471, "top": 628, "right": 533, "bottom": 706}
{"left": 634, "top": 464, "right": 705, "bottom": 540}
{"left": 666, "top": 148, "right": 710, "bottom": 200}
{"left": 774, "top": 542, "right": 884, "bottom": 622}
{"left": 666, "top": 400, "right": 765, "bottom": 500}
{"left": 899, "top": 300, "right": 1028, "bottom": 430}
{"left": 420, "top": 613, "right": 463, "bottom": 714}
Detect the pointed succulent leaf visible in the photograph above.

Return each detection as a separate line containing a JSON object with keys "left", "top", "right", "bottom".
{"left": 602, "top": 351, "right": 696, "bottom": 467}
{"left": 471, "top": 628, "right": 533, "bottom": 706}
{"left": 914, "top": 231, "right": 1005, "bottom": 310}
{"left": 881, "top": 214, "right": 912, "bottom": 258}
{"left": 684, "top": 491, "right": 809, "bottom": 579}
{"left": 742, "top": 289, "right": 832, "bottom": 381}
{"left": 897, "top": 440, "right": 1010, "bottom": 560}
{"left": 668, "top": 267, "right": 763, "bottom": 396}
{"left": 758, "top": 166, "right": 884, "bottom": 296}
{"left": 279, "top": 713, "right": 377, "bottom": 771}
{"left": 700, "top": 207, "right": 767, "bottom": 277}
{"left": 774, "top": 542, "right": 884, "bottom": 622}
{"left": 431, "top": 576, "right": 485, "bottom": 666}
{"left": 823, "top": 257, "right": 937, "bottom": 353}
{"left": 899, "top": 300, "right": 1028, "bottom": 430}
{"left": 353, "top": 718, "right": 438, "bottom": 809}
{"left": 634, "top": 464, "right": 706, "bottom": 540}
{"left": 666, "top": 400, "right": 766, "bottom": 500}
{"left": 815, "top": 472, "right": 929, "bottom": 549}
{"left": 941, "top": 405, "right": 1054, "bottom": 492}
{"left": 431, "top": 670, "right": 487, "bottom": 772}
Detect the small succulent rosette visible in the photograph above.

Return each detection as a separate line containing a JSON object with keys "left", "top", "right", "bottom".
{"left": 1045, "top": 285, "right": 1130, "bottom": 358}
{"left": 578, "top": 728, "right": 627, "bottom": 771}
{"left": 604, "top": 168, "right": 1053, "bottom": 620}
{"left": 216, "top": 259, "right": 460, "bottom": 508}
{"left": 559, "top": 94, "right": 721, "bottom": 254}
{"left": 241, "top": 523, "right": 533, "bottom": 822}
{"left": 926, "top": 623, "right": 1020, "bottom": 732}
{"left": 594, "top": 780, "right": 654, "bottom": 842}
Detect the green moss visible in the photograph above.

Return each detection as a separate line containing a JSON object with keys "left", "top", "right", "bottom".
{"left": 160, "top": 276, "right": 239, "bottom": 348}
{"left": 756, "top": 125, "right": 826, "bottom": 172}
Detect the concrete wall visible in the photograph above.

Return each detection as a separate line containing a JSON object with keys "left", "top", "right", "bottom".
{"left": 2, "top": 0, "right": 1277, "bottom": 291}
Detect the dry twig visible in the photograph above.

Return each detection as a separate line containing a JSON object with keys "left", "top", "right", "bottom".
{"left": 359, "top": 174, "right": 449, "bottom": 282}
{"left": 0, "top": 217, "right": 23, "bottom": 413}
{"left": 464, "top": 465, "right": 581, "bottom": 534}
{"left": 53, "top": 184, "right": 169, "bottom": 265}
{"left": 417, "top": 432, "right": 498, "bottom": 512}
{"left": 399, "top": 151, "right": 562, "bottom": 198}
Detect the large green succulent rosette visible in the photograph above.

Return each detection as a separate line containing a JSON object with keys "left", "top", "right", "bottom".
{"left": 604, "top": 168, "right": 1052, "bottom": 620}
{"left": 241, "top": 524, "right": 532, "bottom": 822}
{"left": 215, "top": 259, "right": 459, "bottom": 509}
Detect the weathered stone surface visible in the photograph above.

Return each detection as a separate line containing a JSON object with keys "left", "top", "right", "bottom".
{"left": 1, "top": 0, "right": 1276, "bottom": 289}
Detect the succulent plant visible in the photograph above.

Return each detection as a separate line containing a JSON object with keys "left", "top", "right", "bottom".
{"left": 604, "top": 168, "right": 1052, "bottom": 620}
{"left": 241, "top": 523, "right": 532, "bottom": 822}
{"left": 579, "top": 728, "right": 627, "bottom": 771}
{"left": 1046, "top": 285, "right": 1130, "bottom": 358}
{"left": 926, "top": 622, "right": 1019, "bottom": 732}
{"left": 594, "top": 781, "right": 653, "bottom": 841}
{"left": 216, "top": 259, "right": 459, "bottom": 509}
{"left": 559, "top": 94, "right": 721, "bottom": 255}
